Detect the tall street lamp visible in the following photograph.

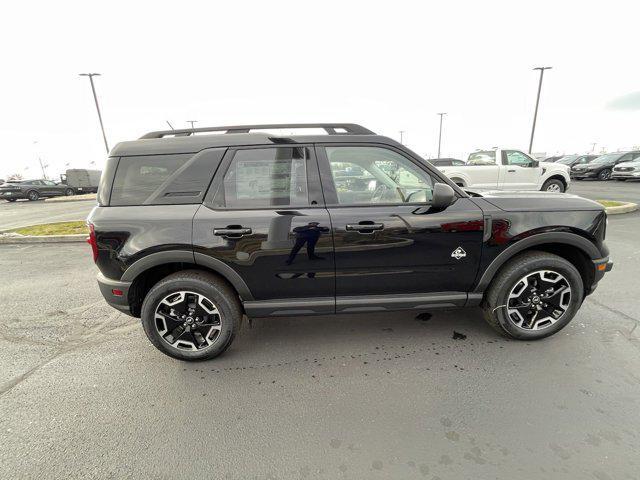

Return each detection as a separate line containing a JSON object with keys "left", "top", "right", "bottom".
{"left": 79, "top": 73, "right": 110, "bottom": 153}
{"left": 528, "top": 67, "right": 552, "bottom": 154}
{"left": 437, "top": 113, "right": 447, "bottom": 158}
{"left": 399, "top": 130, "right": 405, "bottom": 145}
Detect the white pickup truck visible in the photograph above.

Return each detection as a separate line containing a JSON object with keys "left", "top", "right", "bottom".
{"left": 436, "top": 149, "right": 571, "bottom": 192}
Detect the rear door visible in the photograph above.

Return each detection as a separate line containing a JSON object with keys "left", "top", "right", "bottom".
{"left": 500, "top": 150, "right": 540, "bottom": 190}
{"left": 193, "top": 145, "right": 335, "bottom": 315}
{"left": 317, "top": 144, "right": 484, "bottom": 312}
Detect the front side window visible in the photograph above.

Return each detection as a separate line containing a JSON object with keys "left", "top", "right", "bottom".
{"left": 215, "top": 147, "right": 310, "bottom": 208}
{"left": 326, "top": 146, "right": 433, "bottom": 205}
{"left": 504, "top": 151, "right": 535, "bottom": 167}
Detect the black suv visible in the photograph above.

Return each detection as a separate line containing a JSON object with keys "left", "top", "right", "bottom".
{"left": 88, "top": 123, "right": 613, "bottom": 361}
{"left": 570, "top": 151, "right": 640, "bottom": 181}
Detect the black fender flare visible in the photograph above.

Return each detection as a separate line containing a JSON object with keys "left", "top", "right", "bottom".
{"left": 120, "top": 250, "right": 254, "bottom": 301}
{"left": 473, "top": 232, "right": 600, "bottom": 293}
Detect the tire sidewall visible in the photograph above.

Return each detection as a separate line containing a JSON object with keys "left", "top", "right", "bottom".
{"left": 491, "top": 256, "right": 583, "bottom": 340}
{"left": 141, "top": 274, "right": 238, "bottom": 361}
{"left": 542, "top": 179, "right": 564, "bottom": 193}
{"left": 598, "top": 168, "right": 611, "bottom": 180}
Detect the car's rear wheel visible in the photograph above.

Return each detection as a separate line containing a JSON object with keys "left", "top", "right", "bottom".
{"left": 65, "top": 188, "right": 75, "bottom": 196}
{"left": 141, "top": 270, "right": 241, "bottom": 361}
{"left": 482, "top": 251, "right": 583, "bottom": 340}
{"left": 27, "top": 190, "right": 39, "bottom": 201}
{"left": 598, "top": 168, "right": 612, "bottom": 181}
{"left": 541, "top": 178, "right": 564, "bottom": 193}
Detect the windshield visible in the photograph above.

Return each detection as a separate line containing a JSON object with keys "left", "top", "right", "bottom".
{"left": 556, "top": 155, "right": 578, "bottom": 164}
{"left": 590, "top": 153, "right": 622, "bottom": 164}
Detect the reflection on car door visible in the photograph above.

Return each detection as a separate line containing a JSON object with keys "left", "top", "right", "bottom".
{"left": 317, "top": 144, "right": 484, "bottom": 312}
{"left": 501, "top": 150, "right": 539, "bottom": 190}
{"left": 192, "top": 145, "right": 336, "bottom": 316}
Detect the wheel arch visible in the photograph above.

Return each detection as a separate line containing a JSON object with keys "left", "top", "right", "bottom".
{"left": 543, "top": 174, "right": 568, "bottom": 190}
{"left": 122, "top": 251, "right": 252, "bottom": 317}
{"left": 474, "top": 232, "right": 599, "bottom": 295}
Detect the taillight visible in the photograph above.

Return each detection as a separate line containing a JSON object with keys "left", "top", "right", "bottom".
{"left": 87, "top": 222, "right": 98, "bottom": 262}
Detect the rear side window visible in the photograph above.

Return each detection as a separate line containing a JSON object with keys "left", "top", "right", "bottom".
{"left": 110, "top": 154, "right": 190, "bottom": 206}
{"left": 213, "top": 147, "right": 310, "bottom": 208}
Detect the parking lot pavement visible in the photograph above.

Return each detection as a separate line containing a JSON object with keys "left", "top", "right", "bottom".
{"left": 1, "top": 212, "right": 639, "bottom": 479}
{"left": 0, "top": 199, "right": 96, "bottom": 230}
{"left": 569, "top": 179, "right": 640, "bottom": 204}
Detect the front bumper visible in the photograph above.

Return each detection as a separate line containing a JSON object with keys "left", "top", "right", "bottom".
{"left": 612, "top": 171, "right": 640, "bottom": 179}
{"left": 587, "top": 257, "right": 613, "bottom": 295}
{"left": 570, "top": 170, "right": 598, "bottom": 179}
{"left": 97, "top": 272, "right": 134, "bottom": 316}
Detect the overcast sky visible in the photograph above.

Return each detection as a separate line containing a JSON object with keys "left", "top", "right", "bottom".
{"left": 1, "top": 0, "right": 638, "bottom": 180}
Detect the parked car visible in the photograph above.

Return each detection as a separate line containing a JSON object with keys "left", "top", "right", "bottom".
{"left": 0, "top": 179, "right": 75, "bottom": 201}
{"left": 430, "top": 158, "right": 466, "bottom": 167}
{"left": 544, "top": 155, "right": 564, "bottom": 163}
{"left": 612, "top": 159, "right": 640, "bottom": 181}
{"left": 88, "top": 123, "right": 612, "bottom": 361}
{"left": 60, "top": 169, "right": 101, "bottom": 194}
{"left": 570, "top": 151, "right": 640, "bottom": 180}
{"left": 555, "top": 154, "right": 599, "bottom": 168}
{"left": 437, "top": 149, "right": 570, "bottom": 192}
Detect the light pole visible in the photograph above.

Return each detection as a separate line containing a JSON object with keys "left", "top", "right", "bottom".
{"left": 399, "top": 130, "right": 405, "bottom": 145}
{"left": 79, "top": 73, "right": 110, "bottom": 154}
{"left": 528, "top": 66, "right": 552, "bottom": 154}
{"left": 437, "top": 113, "right": 447, "bottom": 158}
{"left": 187, "top": 120, "right": 198, "bottom": 131}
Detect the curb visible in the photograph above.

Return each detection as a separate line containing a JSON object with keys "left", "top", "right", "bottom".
{"left": 604, "top": 202, "right": 638, "bottom": 215}
{"left": 0, "top": 234, "right": 87, "bottom": 244}
{"left": 44, "top": 195, "right": 97, "bottom": 203}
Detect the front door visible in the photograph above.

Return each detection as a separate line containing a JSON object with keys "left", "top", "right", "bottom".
{"left": 317, "top": 144, "right": 484, "bottom": 312}
{"left": 192, "top": 145, "right": 335, "bottom": 316}
{"left": 500, "top": 150, "right": 540, "bottom": 190}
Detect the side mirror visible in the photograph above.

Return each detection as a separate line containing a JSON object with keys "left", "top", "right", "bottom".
{"left": 431, "top": 182, "right": 456, "bottom": 210}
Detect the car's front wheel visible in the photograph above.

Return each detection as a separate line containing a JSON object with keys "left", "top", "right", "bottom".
{"left": 27, "top": 190, "right": 39, "bottom": 201}
{"left": 141, "top": 270, "right": 241, "bottom": 361}
{"left": 598, "top": 168, "right": 612, "bottom": 181}
{"left": 482, "top": 251, "right": 583, "bottom": 340}
{"left": 541, "top": 178, "right": 565, "bottom": 193}
{"left": 65, "top": 188, "right": 75, "bottom": 196}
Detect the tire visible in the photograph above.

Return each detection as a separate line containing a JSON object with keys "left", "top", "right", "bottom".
{"left": 598, "top": 168, "right": 612, "bottom": 181}
{"left": 65, "top": 188, "right": 75, "bottom": 196}
{"left": 6, "top": 198, "right": 16, "bottom": 202}
{"left": 482, "top": 251, "right": 584, "bottom": 340}
{"left": 541, "top": 178, "right": 565, "bottom": 193}
{"left": 614, "top": 178, "right": 627, "bottom": 182}
{"left": 140, "top": 270, "right": 241, "bottom": 361}
{"left": 27, "top": 190, "right": 39, "bottom": 201}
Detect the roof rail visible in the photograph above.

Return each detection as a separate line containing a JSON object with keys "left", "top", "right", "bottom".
{"left": 140, "top": 123, "right": 375, "bottom": 139}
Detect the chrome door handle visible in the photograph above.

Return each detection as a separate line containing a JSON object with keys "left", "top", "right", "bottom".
{"left": 213, "top": 227, "right": 252, "bottom": 238}
{"left": 507, "top": 169, "right": 516, "bottom": 173}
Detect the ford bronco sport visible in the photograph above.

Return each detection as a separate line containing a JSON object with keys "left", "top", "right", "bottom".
{"left": 87, "top": 123, "right": 613, "bottom": 361}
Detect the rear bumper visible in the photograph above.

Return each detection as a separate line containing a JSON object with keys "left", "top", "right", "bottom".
{"left": 0, "top": 191, "right": 26, "bottom": 199}
{"left": 97, "top": 272, "right": 134, "bottom": 316}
